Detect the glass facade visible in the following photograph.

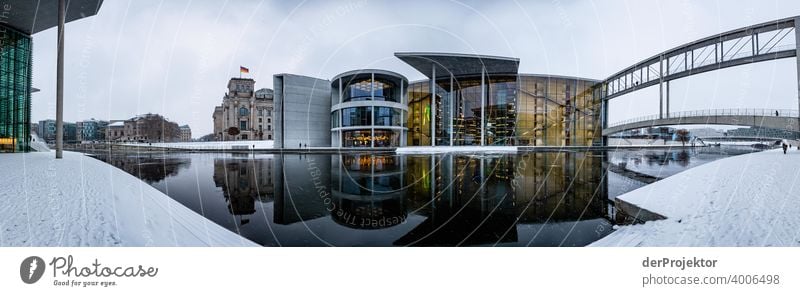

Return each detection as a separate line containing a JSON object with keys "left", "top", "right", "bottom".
{"left": 332, "top": 70, "right": 408, "bottom": 147}
{"left": 407, "top": 74, "right": 601, "bottom": 147}
{"left": 342, "top": 77, "right": 399, "bottom": 103}
{"left": 341, "top": 107, "right": 372, "bottom": 127}
{"left": 0, "top": 25, "right": 32, "bottom": 152}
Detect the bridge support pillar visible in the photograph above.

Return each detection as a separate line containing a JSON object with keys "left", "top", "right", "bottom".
{"left": 795, "top": 17, "right": 800, "bottom": 136}
{"left": 666, "top": 81, "right": 670, "bottom": 118}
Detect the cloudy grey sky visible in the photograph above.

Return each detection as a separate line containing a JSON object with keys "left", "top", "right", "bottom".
{"left": 30, "top": 0, "right": 800, "bottom": 136}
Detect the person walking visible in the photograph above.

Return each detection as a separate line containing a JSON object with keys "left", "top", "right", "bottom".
{"left": 776, "top": 110, "right": 779, "bottom": 117}
{"left": 299, "top": 142, "right": 302, "bottom": 149}
{"left": 782, "top": 141, "right": 788, "bottom": 154}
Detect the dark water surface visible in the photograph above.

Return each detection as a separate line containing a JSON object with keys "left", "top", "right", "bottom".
{"left": 90, "top": 146, "right": 758, "bottom": 246}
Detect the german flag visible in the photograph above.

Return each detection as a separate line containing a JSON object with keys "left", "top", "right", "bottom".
{"left": 240, "top": 66, "right": 250, "bottom": 74}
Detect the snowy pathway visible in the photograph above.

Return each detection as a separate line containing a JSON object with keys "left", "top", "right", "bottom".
{"left": 591, "top": 148, "right": 800, "bottom": 246}
{"left": 0, "top": 151, "right": 256, "bottom": 247}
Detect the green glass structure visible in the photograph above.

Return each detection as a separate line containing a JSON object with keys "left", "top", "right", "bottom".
{"left": 0, "top": 24, "right": 32, "bottom": 152}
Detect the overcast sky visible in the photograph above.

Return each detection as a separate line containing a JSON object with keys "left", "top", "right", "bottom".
{"left": 30, "top": 0, "right": 800, "bottom": 136}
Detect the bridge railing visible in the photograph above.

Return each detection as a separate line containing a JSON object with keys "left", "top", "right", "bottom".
{"left": 608, "top": 108, "right": 800, "bottom": 128}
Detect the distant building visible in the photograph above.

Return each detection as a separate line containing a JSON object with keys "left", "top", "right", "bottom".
{"left": 106, "top": 121, "right": 125, "bottom": 141}
{"left": 180, "top": 125, "right": 192, "bottom": 142}
{"left": 212, "top": 78, "right": 274, "bottom": 141}
{"left": 30, "top": 122, "right": 39, "bottom": 137}
{"left": 76, "top": 119, "right": 109, "bottom": 142}
{"left": 37, "top": 120, "right": 56, "bottom": 143}
{"left": 105, "top": 114, "right": 181, "bottom": 143}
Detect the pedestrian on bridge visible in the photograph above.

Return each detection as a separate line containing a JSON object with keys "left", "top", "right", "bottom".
{"left": 776, "top": 110, "right": 779, "bottom": 117}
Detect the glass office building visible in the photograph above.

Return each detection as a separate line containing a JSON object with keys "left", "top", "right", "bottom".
{"left": 330, "top": 70, "right": 409, "bottom": 147}
{"left": 0, "top": 25, "right": 33, "bottom": 152}
{"left": 399, "top": 53, "right": 602, "bottom": 147}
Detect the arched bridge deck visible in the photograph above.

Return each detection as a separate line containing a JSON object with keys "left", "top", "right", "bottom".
{"left": 603, "top": 109, "right": 799, "bottom": 136}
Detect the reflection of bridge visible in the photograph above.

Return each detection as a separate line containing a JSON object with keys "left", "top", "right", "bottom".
{"left": 603, "top": 109, "right": 799, "bottom": 136}
{"left": 600, "top": 16, "right": 800, "bottom": 142}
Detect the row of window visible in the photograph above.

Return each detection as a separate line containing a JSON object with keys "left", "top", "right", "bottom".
{"left": 239, "top": 120, "right": 272, "bottom": 131}
{"left": 237, "top": 107, "right": 273, "bottom": 117}
{"left": 332, "top": 106, "right": 403, "bottom": 128}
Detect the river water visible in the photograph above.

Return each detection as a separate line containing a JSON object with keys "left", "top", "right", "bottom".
{"left": 90, "top": 146, "right": 760, "bottom": 246}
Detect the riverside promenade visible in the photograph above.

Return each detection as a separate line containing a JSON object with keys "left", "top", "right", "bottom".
{"left": 592, "top": 148, "right": 800, "bottom": 247}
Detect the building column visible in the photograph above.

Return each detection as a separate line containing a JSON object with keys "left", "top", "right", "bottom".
{"left": 55, "top": 0, "right": 65, "bottom": 158}
{"left": 400, "top": 80, "right": 405, "bottom": 147}
{"left": 339, "top": 77, "right": 343, "bottom": 148}
{"left": 449, "top": 74, "right": 454, "bottom": 146}
{"left": 371, "top": 72, "right": 375, "bottom": 148}
{"left": 480, "top": 68, "right": 486, "bottom": 146}
{"left": 430, "top": 65, "right": 436, "bottom": 147}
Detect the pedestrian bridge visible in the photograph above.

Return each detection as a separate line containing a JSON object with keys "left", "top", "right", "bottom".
{"left": 602, "top": 109, "right": 799, "bottom": 136}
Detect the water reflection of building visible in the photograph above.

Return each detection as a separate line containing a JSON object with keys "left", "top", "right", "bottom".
{"left": 96, "top": 155, "right": 189, "bottom": 183}
{"left": 213, "top": 157, "right": 275, "bottom": 224}
{"left": 397, "top": 153, "right": 608, "bottom": 246}
{"left": 331, "top": 154, "right": 407, "bottom": 229}
{"left": 272, "top": 154, "right": 332, "bottom": 224}
{"left": 268, "top": 152, "right": 610, "bottom": 246}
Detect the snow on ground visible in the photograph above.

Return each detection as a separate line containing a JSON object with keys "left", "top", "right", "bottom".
{"left": 396, "top": 146, "right": 518, "bottom": 154}
{"left": 0, "top": 151, "right": 257, "bottom": 247}
{"left": 123, "top": 140, "right": 273, "bottom": 150}
{"left": 591, "top": 148, "right": 800, "bottom": 247}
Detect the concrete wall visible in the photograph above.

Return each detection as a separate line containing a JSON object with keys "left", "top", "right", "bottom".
{"left": 274, "top": 74, "right": 332, "bottom": 148}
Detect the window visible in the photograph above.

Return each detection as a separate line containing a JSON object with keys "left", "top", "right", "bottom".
{"left": 240, "top": 120, "right": 247, "bottom": 130}
{"left": 239, "top": 107, "right": 249, "bottom": 116}
{"left": 267, "top": 118, "right": 271, "bottom": 123}
{"left": 258, "top": 109, "right": 263, "bottom": 116}
{"left": 341, "top": 107, "right": 372, "bottom": 127}
{"left": 258, "top": 118, "right": 262, "bottom": 123}
{"left": 267, "top": 125, "right": 271, "bottom": 131}
{"left": 374, "top": 107, "right": 400, "bottom": 126}
{"left": 266, "top": 110, "right": 271, "bottom": 117}
{"left": 268, "top": 135, "right": 272, "bottom": 140}
{"left": 259, "top": 125, "right": 262, "bottom": 130}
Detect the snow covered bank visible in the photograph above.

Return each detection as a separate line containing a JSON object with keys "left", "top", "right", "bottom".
{"left": 397, "top": 146, "right": 517, "bottom": 154}
{"left": 591, "top": 148, "right": 800, "bottom": 247}
{"left": 0, "top": 151, "right": 257, "bottom": 247}
{"left": 123, "top": 140, "right": 274, "bottom": 150}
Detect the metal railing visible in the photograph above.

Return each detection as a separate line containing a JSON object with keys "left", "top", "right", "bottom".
{"left": 608, "top": 108, "right": 800, "bottom": 128}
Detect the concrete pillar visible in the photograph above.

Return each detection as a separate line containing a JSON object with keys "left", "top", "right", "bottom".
{"left": 430, "top": 65, "right": 436, "bottom": 147}
{"left": 449, "top": 75, "right": 454, "bottom": 146}
{"left": 480, "top": 68, "right": 486, "bottom": 146}
{"left": 796, "top": 17, "right": 800, "bottom": 135}
{"left": 400, "top": 79, "right": 405, "bottom": 147}
{"left": 371, "top": 72, "right": 375, "bottom": 148}
{"left": 666, "top": 80, "right": 670, "bottom": 118}
{"left": 659, "top": 55, "right": 664, "bottom": 120}
{"left": 55, "top": 0, "right": 65, "bottom": 159}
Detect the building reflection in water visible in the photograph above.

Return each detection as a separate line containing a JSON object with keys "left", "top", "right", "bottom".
{"left": 93, "top": 154, "right": 190, "bottom": 183}
{"left": 331, "top": 154, "right": 407, "bottom": 229}
{"left": 268, "top": 152, "right": 612, "bottom": 246}
{"left": 212, "top": 155, "right": 274, "bottom": 225}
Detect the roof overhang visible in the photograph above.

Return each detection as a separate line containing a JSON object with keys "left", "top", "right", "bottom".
{"left": 395, "top": 52, "right": 520, "bottom": 79}
{"left": 0, "top": 0, "right": 104, "bottom": 35}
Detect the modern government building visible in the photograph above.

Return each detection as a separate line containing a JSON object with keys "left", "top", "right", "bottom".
{"left": 0, "top": 0, "right": 103, "bottom": 152}
{"left": 274, "top": 52, "right": 603, "bottom": 149}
